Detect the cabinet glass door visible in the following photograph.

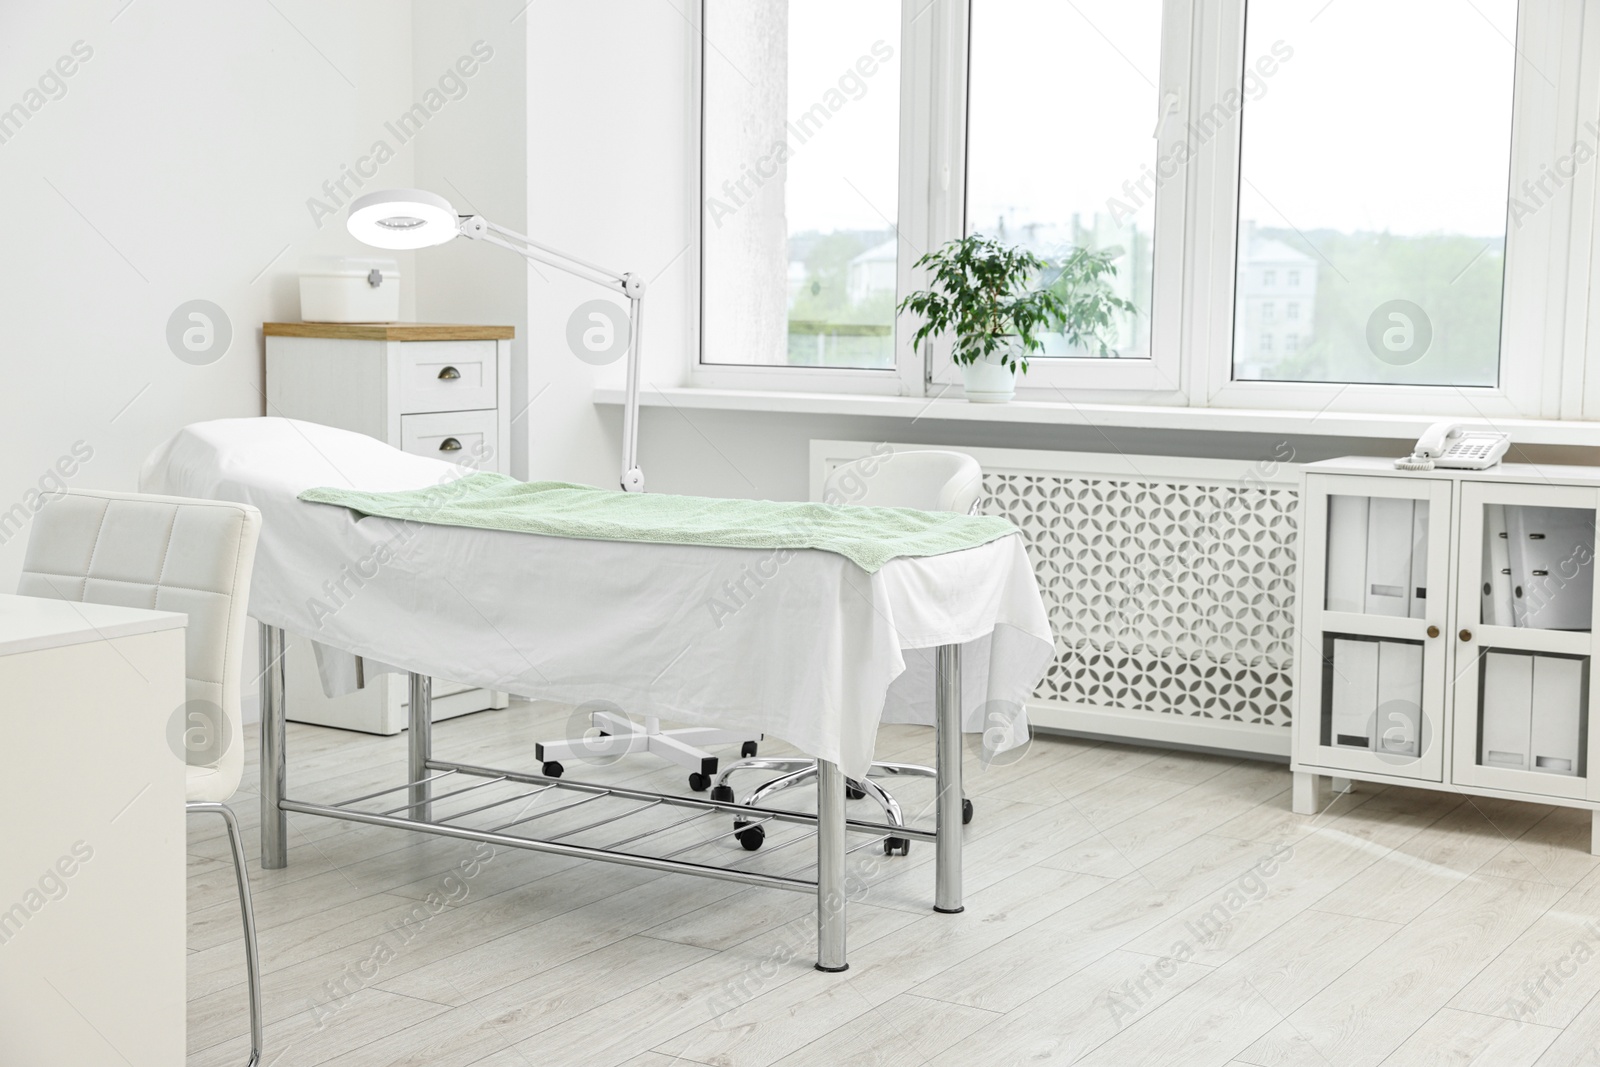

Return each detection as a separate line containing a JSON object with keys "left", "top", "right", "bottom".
{"left": 1453, "top": 482, "right": 1599, "bottom": 801}
{"left": 1323, "top": 493, "right": 1432, "bottom": 619}
{"left": 1298, "top": 474, "right": 1453, "bottom": 782}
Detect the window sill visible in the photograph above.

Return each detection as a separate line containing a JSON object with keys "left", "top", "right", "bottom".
{"left": 595, "top": 386, "right": 1600, "bottom": 446}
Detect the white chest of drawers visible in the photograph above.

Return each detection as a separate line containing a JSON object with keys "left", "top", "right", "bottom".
{"left": 265, "top": 322, "right": 515, "bottom": 733}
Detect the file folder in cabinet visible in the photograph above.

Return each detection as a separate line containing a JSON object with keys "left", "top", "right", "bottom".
{"left": 1530, "top": 656, "right": 1584, "bottom": 775}
{"left": 1409, "top": 504, "right": 1429, "bottom": 621}
{"left": 1375, "top": 641, "right": 1423, "bottom": 757}
{"left": 1329, "top": 637, "right": 1422, "bottom": 754}
{"left": 1480, "top": 651, "right": 1533, "bottom": 769}
{"left": 1480, "top": 650, "right": 1585, "bottom": 776}
{"left": 1330, "top": 638, "right": 1377, "bottom": 748}
{"left": 1325, "top": 497, "right": 1370, "bottom": 615}
{"left": 1325, "top": 496, "right": 1427, "bottom": 618}
{"left": 1365, "top": 498, "right": 1415, "bottom": 617}
{"left": 1506, "top": 507, "right": 1595, "bottom": 631}
{"left": 1482, "top": 505, "right": 1515, "bottom": 628}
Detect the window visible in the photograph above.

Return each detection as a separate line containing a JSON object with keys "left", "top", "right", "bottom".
{"left": 696, "top": 1, "right": 1588, "bottom": 420}
{"left": 964, "top": 0, "right": 1160, "bottom": 361}
{"left": 700, "top": 1, "right": 902, "bottom": 371}
{"left": 1230, "top": 0, "right": 1516, "bottom": 388}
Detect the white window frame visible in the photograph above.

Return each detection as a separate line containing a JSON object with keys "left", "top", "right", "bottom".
{"left": 688, "top": 0, "right": 921, "bottom": 397}
{"left": 923, "top": 0, "right": 1191, "bottom": 400}
{"left": 1196, "top": 0, "right": 1587, "bottom": 420}
{"left": 690, "top": 0, "right": 1600, "bottom": 423}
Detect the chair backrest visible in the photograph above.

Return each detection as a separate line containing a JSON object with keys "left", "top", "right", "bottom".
{"left": 822, "top": 450, "right": 984, "bottom": 514}
{"left": 18, "top": 489, "right": 261, "bottom": 793}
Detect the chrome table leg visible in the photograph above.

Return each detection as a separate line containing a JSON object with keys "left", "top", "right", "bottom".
{"left": 934, "top": 643, "right": 964, "bottom": 913}
{"left": 815, "top": 757, "right": 848, "bottom": 971}
{"left": 408, "top": 673, "right": 433, "bottom": 823}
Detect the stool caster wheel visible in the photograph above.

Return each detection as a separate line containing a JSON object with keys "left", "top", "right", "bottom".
{"left": 688, "top": 772, "right": 712, "bottom": 792}
{"left": 710, "top": 784, "right": 735, "bottom": 803}
{"left": 884, "top": 836, "right": 910, "bottom": 856}
{"left": 735, "top": 823, "right": 765, "bottom": 851}
{"left": 741, "top": 741, "right": 759, "bottom": 758}
{"left": 846, "top": 783, "right": 867, "bottom": 801}
{"left": 542, "top": 761, "right": 564, "bottom": 779}
{"left": 963, "top": 798, "right": 974, "bottom": 825}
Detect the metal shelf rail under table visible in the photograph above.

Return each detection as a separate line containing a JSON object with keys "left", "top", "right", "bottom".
{"left": 256, "top": 624, "right": 967, "bottom": 971}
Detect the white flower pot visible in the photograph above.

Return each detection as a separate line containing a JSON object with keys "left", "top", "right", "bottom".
{"left": 959, "top": 346, "right": 1019, "bottom": 403}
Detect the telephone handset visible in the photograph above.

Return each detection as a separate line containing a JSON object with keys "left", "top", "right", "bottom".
{"left": 1395, "top": 421, "right": 1510, "bottom": 471}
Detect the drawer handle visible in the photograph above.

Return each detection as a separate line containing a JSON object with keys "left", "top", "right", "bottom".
{"left": 438, "top": 366, "right": 461, "bottom": 380}
{"left": 439, "top": 437, "right": 462, "bottom": 452}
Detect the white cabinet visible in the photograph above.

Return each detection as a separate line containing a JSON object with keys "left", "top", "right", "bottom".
{"left": 265, "top": 322, "right": 514, "bottom": 734}
{"left": 1293, "top": 459, "right": 1600, "bottom": 853}
{"left": 0, "top": 595, "right": 186, "bottom": 1065}
{"left": 1296, "top": 473, "right": 1452, "bottom": 783}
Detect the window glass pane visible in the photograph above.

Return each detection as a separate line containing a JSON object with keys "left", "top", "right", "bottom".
{"left": 965, "top": 0, "right": 1161, "bottom": 360}
{"left": 1232, "top": 0, "right": 1516, "bottom": 386}
{"left": 701, "top": 2, "right": 901, "bottom": 368}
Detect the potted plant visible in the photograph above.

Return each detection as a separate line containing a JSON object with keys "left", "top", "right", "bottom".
{"left": 898, "top": 235, "right": 1136, "bottom": 402}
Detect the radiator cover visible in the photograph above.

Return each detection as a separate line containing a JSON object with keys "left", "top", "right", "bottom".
{"left": 813, "top": 441, "right": 1300, "bottom": 756}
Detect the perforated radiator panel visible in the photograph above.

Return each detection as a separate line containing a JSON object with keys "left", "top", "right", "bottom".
{"left": 982, "top": 471, "right": 1298, "bottom": 729}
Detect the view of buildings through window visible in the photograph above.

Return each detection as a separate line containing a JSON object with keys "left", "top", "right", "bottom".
{"left": 704, "top": 0, "right": 1519, "bottom": 388}
{"left": 701, "top": 1, "right": 902, "bottom": 370}
{"left": 965, "top": 0, "right": 1157, "bottom": 361}
{"left": 1232, "top": 0, "right": 1515, "bottom": 386}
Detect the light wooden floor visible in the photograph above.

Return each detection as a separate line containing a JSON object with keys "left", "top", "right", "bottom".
{"left": 189, "top": 701, "right": 1600, "bottom": 1066}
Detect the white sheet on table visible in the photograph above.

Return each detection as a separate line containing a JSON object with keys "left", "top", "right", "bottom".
{"left": 140, "top": 417, "right": 1055, "bottom": 780}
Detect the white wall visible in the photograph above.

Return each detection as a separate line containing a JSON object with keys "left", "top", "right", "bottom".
{"left": 521, "top": 0, "right": 698, "bottom": 488}
{"left": 411, "top": 0, "right": 531, "bottom": 478}
{"left": 0, "top": 1, "right": 419, "bottom": 592}
{"left": 0, "top": 3, "right": 543, "bottom": 719}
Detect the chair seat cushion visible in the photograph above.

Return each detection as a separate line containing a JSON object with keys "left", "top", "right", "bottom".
{"left": 186, "top": 763, "right": 236, "bottom": 804}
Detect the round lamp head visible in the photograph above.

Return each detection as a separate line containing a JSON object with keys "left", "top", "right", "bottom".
{"left": 347, "top": 188, "right": 458, "bottom": 249}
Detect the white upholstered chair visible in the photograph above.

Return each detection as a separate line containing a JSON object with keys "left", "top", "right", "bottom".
{"left": 712, "top": 450, "right": 983, "bottom": 853}
{"left": 19, "top": 489, "right": 264, "bottom": 1066}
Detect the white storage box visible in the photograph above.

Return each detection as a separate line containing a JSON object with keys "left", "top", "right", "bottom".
{"left": 299, "top": 256, "right": 400, "bottom": 322}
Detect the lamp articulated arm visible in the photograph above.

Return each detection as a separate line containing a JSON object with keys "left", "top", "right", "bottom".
{"left": 458, "top": 215, "right": 646, "bottom": 493}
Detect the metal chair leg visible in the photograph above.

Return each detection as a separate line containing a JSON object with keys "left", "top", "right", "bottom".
{"left": 740, "top": 765, "right": 908, "bottom": 829}
{"left": 189, "top": 801, "right": 263, "bottom": 1067}
{"left": 864, "top": 761, "right": 938, "bottom": 779}
{"left": 854, "top": 777, "right": 905, "bottom": 826}
{"left": 714, "top": 757, "right": 813, "bottom": 792}
{"left": 740, "top": 766, "right": 818, "bottom": 808}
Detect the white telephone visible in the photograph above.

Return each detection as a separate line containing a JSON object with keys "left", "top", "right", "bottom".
{"left": 1395, "top": 421, "right": 1511, "bottom": 471}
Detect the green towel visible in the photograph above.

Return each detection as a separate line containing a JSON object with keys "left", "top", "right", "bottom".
{"left": 298, "top": 472, "right": 1017, "bottom": 574}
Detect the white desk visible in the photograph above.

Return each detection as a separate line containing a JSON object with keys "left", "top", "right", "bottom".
{"left": 0, "top": 593, "right": 187, "bottom": 1066}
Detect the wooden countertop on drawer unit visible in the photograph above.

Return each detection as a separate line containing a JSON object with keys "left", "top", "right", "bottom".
{"left": 264, "top": 323, "right": 515, "bottom": 340}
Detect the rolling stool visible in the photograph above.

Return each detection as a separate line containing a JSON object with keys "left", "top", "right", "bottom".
{"left": 712, "top": 449, "right": 983, "bottom": 854}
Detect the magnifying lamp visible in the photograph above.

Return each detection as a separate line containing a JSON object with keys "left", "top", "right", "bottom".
{"left": 347, "top": 188, "right": 646, "bottom": 493}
